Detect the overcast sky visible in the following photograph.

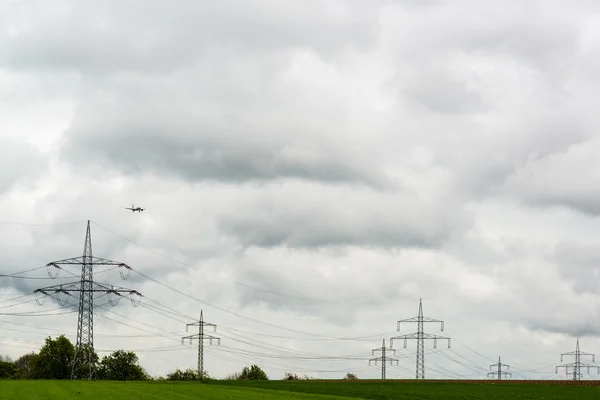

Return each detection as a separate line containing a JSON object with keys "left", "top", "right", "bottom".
{"left": 2, "top": 0, "right": 600, "bottom": 381}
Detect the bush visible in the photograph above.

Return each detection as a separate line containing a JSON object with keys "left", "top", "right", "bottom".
{"left": 238, "top": 365, "right": 268, "bottom": 380}
{"left": 166, "top": 368, "right": 211, "bottom": 381}
{"left": 343, "top": 372, "right": 358, "bottom": 381}
{"left": 284, "top": 372, "right": 300, "bottom": 380}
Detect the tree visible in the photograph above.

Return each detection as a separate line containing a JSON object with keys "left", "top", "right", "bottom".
{"left": 238, "top": 365, "right": 268, "bottom": 380}
{"left": 0, "top": 360, "right": 16, "bottom": 379}
{"left": 97, "top": 350, "right": 148, "bottom": 381}
{"left": 284, "top": 372, "right": 300, "bottom": 380}
{"left": 13, "top": 352, "right": 39, "bottom": 379}
{"left": 224, "top": 372, "right": 241, "bottom": 380}
{"left": 34, "top": 335, "right": 75, "bottom": 380}
{"left": 71, "top": 344, "right": 100, "bottom": 380}
{"left": 343, "top": 372, "right": 358, "bottom": 381}
{"left": 166, "top": 368, "right": 210, "bottom": 381}
{"left": 0, "top": 355, "right": 12, "bottom": 363}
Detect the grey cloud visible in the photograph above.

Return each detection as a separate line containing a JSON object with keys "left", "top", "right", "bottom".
{"left": 62, "top": 131, "right": 389, "bottom": 189}
{"left": 386, "top": 0, "right": 583, "bottom": 74}
{"left": 402, "top": 69, "right": 485, "bottom": 114}
{"left": 218, "top": 185, "right": 471, "bottom": 249}
{"left": 1, "top": 0, "right": 385, "bottom": 74}
{"left": 502, "top": 138, "right": 600, "bottom": 216}
{"left": 553, "top": 242, "right": 600, "bottom": 294}
{"left": 440, "top": 108, "right": 592, "bottom": 198}
{"left": 0, "top": 139, "right": 46, "bottom": 195}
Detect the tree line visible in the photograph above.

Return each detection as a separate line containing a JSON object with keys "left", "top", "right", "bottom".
{"left": 0, "top": 334, "right": 294, "bottom": 381}
{"left": 0, "top": 334, "right": 361, "bottom": 381}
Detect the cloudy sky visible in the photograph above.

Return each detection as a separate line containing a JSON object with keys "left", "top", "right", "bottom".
{"left": 2, "top": 0, "right": 600, "bottom": 381}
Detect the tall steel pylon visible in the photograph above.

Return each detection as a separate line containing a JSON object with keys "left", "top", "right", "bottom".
{"left": 34, "top": 220, "right": 142, "bottom": 380}
{"left": 369, "top": 339, "right": 398, "bottom": 380}
{"left": 556, "top": 338, "right": 600, "bottom": 381}
{"left": 390, "top": 298, "right": 451, "bottom": 379}
{"left": 182, "top": 310, "right": 220, "bottom": 378}
{"left": 488, "top": 356, "right": 511, "bottom": 380}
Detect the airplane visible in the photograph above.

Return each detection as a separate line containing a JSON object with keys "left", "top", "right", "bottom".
{"left": 124, "top": 204, "right": 145, "bottom": 212}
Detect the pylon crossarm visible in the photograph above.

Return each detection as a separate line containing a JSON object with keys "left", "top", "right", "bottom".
{"left": 422, "top": 333, "right": 450, "bottom": 340}
{"left": 207, "top": 336, "right": 221, "bottom": 345}
{"left": 47, "top": 257, "right": 128, "bottom": 266}
{"left": 392, "top": 333, "right": 419, "bottom": 340}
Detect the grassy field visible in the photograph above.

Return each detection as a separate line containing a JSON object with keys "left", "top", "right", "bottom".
{"left": 0, "top": 380, "right": 353, "bottom": 400}
{"left": 2, "top": 379, "right": 600, "bottom": 399}
{"left": 210, "top": 379, "right": 600, "bottom": 399}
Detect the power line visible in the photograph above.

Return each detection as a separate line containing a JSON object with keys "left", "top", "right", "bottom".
{"left": 181, "top": 310, "right": 220, "bottom": 378}
{"left": 556, "top": 338, "right": 600, "bottom": 381}
{"left": 369, "top": 339, "right": 398, "bottom": 380}
{"left": 0, "top": 220, "right": 86, "bottom": 227}
{"left": 33, "top": 220, "right": 142, "bottom": 380}
{"left": 488, "top": 356, "right": 511, "bottom": 380}
{"left": 390, "top": 298, "right": 451, "bottom": 380}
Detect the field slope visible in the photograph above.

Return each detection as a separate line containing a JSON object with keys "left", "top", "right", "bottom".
{"left": 0, "top": 380, "right": 355, "bottom": 400}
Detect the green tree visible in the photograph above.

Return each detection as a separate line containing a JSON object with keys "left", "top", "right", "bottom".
{"left": 34, "top": 335, "right": 75, "bottom": 379}
{"left": 343, "top": 372, "right": 358, "bottom": 380}
{"left": 97, "top": 350, "right": 148, "bottom": 381}
{"left": 0, "top": 360, "right": 16, "bottom": 379}
{"left": 166, "top": 368, "right": 209, "bottom": 380}
{"left": 13, "top": 352, "right": 38, "bottom": 379}
{"left": 71, "top": 344, "right": 100, "bottom": 380}
{"left": 238, "top": 364, "right": 268, "bottom": 380}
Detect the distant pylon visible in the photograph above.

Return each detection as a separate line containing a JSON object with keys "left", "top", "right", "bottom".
{"left": 556, "top": 338, "right": 600, "bottom": 381}
{"left": 182, "top": 310, "right": 220, "bottom": 378}
{"left": 390, "top": 298, "right": 451, "bottom": 379}
{"left": 369, "top": 339, "right": 398, "bottom": 380}
{"left": 488, "top": 356, "right": 511, "bottom": 380}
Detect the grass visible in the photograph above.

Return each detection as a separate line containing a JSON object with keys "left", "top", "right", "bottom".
{"left": 209, "top": 379, "right": 600, "bottom": 400}
{"left": 0, "top": 380, "right": 355, "bottom": 400}
{"left": 3, "top": 379, "right": 600, "bottom": 399}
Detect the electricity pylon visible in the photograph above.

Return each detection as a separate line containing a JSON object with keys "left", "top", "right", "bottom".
{"left": 34, "top": 220, "right": 142, "bottom": 380}
{"left": 556, "top": 338, "right": 600, "bottom": 381}
{"left": 488, "top": 356, "right": 511, "bottom": 380}
{"left": 369, "top": 339, "right": 398, "bottom": 380}
{"left": 390, "top": 298, "right": 451, "bottom": 379}
{"left": 182, "top": 310, "right": 220, "bottom": 378}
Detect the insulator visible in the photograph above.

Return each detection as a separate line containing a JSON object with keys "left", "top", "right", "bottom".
{"left": 34, "top": 290, "right": 47, "bottom": 306}
{"left": 47, "top": 263, "right": 60, "bottom": 279}
{"left": 119, "top": 264, "right": 131, "bottom": 280}
{"left": 130, "top": 293, "right": 141, "bottom": 307}
{"left": 56, "top": 292, "right": 69, "bottom": 307}
{"left": 107, "top": 291, "right": 121, "bottom": 307}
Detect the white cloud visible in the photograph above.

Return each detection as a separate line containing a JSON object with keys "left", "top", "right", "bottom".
{"left": 2, "top": 0, "right": 600, "bottom": 381}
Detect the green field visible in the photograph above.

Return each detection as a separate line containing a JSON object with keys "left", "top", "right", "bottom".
{"left": 209, "top": 379, "right": 600, "bottom": 399}
{"left": 0, "top": 381, "right": 352, "bottom": 400}
{"left": 2, "top": 380, "right": 600, "bottom": 399}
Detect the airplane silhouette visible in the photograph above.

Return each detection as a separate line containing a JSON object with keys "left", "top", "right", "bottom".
{"left": 124, "top": 204, "right": 145, "bottom": 212}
